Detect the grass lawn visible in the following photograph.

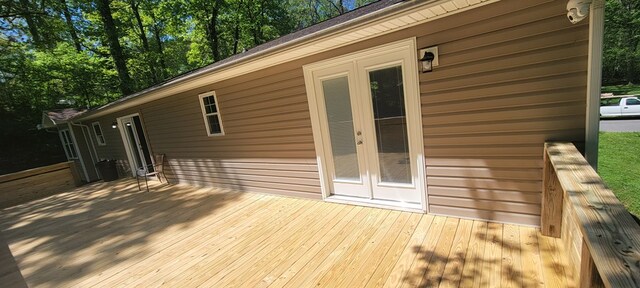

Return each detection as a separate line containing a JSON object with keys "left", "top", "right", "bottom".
{"left": 598, "top": 132, "right": 640, "bottom": 216}
{"left": 602, "top": 84, "right": 640, "bottom": 95}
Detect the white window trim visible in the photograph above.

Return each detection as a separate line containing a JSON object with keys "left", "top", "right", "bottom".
{"left": 59, "top": 129, "right": 79, "bottom": 160}
{"left": 91, "top": 122, "right": 107, "bottom": 146}
{"left": 198, "top": 91, "right": 225, "bottom": 136}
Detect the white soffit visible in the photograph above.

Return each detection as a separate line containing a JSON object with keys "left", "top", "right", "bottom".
{"left": 81, "top": 0, "right": 498, "bottom": 120}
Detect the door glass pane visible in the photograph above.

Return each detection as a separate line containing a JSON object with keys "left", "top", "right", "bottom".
{"left": 125, "top": 122, "right": 144, "bottom": 170}
{"left": 322, "top": 76, "right": 360, "bottom": 181}
{"left": 133, "top": 116, "right": 153, "bottom": 172}
{"left": 369, "top": 66, "right": 411, "bottom": 184}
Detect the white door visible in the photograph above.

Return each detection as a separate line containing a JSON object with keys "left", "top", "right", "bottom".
{"left": 312, "top": 63, "right": 371, "bottom": 198}
{"left": 305, "top": 39, "right": 425, "bottom": 209}
{"left": 119, "top": 115, "right": 154, "bottom": 176}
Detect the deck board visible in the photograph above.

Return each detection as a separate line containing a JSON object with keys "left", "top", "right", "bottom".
{"left": 0, "top": 179, "right": 573, "bottom": 287}
{"left": 438, "top": 218, "right": 473, "bottom": 288}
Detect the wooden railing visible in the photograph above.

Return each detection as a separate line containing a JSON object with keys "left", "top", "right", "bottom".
{"left": 542, "top": 142, "right": 640, "bottom": 287}
{"left": 0, "top": 162, "right": 81, "bottom": 209}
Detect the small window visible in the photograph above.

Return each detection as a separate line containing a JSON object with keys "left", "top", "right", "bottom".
{"left": 626, "top": 98, "right": 640, "bottom": 105}
{"left": 199, "top": 92, "right": 225, "bottom": 136}
{"left": 59, "top": 129, "right": 78, "bottom": 159}
{"left": 92, "top": 122, "right": 106, "bottom": 145}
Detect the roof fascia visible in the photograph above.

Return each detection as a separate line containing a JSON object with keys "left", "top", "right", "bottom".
{"left": 77, "top": 0, "right": 498, "bottom": 121}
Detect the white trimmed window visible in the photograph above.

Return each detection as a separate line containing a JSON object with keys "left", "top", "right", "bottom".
{"left": 92, "top": 122, "right": 106, "bottom": 145}
{"left": 199, "top": 91, "right": 225, "bottom": 136}
{"left": 59, "top": 129, "right": 78, "bottom": 159}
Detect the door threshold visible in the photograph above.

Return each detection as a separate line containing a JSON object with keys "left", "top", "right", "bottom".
{"left": 325, "top": 195, "right": 425, "bottom": 213}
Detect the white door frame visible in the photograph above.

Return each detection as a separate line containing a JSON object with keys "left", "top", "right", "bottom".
{"left": 116, "top": 113, "right": 155, "bottom": 177}
{"left": 303, "top": 38, "right": 427, "bottom": 213}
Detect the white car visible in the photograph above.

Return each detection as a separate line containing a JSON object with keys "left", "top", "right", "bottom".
{"left": 600, "top": 96, "right": 640, "bottom": 118}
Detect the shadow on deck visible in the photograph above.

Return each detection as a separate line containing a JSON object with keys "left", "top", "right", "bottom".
{"left": 0, "top": 179, "right": 572, "bottom": 287}
{"left": 0, "top": 180, "right": 243, "bottom": 287}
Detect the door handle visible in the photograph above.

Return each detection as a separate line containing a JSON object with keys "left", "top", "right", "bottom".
{"left": 624, "top": 107, "right": 629, "bottom": 109}
{"left": 357, "top": 140, "right": 363, "bottom": 145}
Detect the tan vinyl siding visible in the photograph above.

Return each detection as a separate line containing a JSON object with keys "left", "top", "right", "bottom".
{"left": 60, "top": 123, "right": 99, "bottom": 182}
{"left": 141, "top": 69, "right": 320, "bottom": 198}
{"left": 87, "top": 68, "right": 320, "bottom": 198}
{"left": 69, "top": 124, "right": 99, "bottom": 181}
{"left": 417, "top": 0, "right": 587, "bottom": 225}
{"left": 89, "top": 108, "right": 138, "bottom": 177}
{"left": 82, "top": 0, "right": 587, "bottom": 224}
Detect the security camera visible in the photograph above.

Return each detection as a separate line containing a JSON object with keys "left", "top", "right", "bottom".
{"left": 567, "top": 0, "right": 592, "bottom": 24}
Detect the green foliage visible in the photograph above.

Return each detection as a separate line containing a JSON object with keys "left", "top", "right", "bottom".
{"left": 0, "top": 0, "right": 377, "bottom": 114}
{"left": 601, "top": 83, "right": 640, "bottom": 95}
{"left": 603, "top": 0, "right": 640, "bottom": 85}
{"left": 0, "top": 0, "right": 377, "bottom": 171}
{"left": 599, "top": 132, "right": 640, "bottom": 216}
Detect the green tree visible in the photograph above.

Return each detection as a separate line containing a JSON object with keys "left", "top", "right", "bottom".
{"left": 0, "top": 0, "right": 379, "bottom": 171}
{"left": 96, "top": 0, "right": 133, "bottom": 94}
{"left": 603, "top": 0, "right": 640, "bottom": 84}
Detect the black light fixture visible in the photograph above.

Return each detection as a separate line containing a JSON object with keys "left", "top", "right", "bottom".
{"left": 420, "top": 51, "right": 436, "bottom": 73}
{"left": 419, "top": 46, "right": 439, "bottom": 73}
{"left": 111, "top": 121, "right": 118, "bottom": 129}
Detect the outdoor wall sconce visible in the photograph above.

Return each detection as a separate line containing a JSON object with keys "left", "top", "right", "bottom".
{"left": 111, "top": 121, "right": 118, "bottom": 129}
{"left": 419, "top": 46, "right": 439, "bottom": 73}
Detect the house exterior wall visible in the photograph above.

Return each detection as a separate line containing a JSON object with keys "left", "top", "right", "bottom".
{"left": 58, "top": 123, "right": 99, "bottom": 182}
{"left": 81, "top": 0, "right": 588, "bottom": 225}
{"left": 87, "top": 107, "right": 139, "bottom": 177}
{"left": 70, "top": 124, "right": 100, "bottom": 182}
{"left": 416, "top": 0, "right": 588, "bottom": 225}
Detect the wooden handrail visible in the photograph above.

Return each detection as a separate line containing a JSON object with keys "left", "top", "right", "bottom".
{"left": 0, "top": 162, "right": 73, "bottom": 184}
{"left": 0, "top": 161, "right": 82, "bottom": 209}
{"left": 542, "top": 142, "right": 640, "bottom": 287}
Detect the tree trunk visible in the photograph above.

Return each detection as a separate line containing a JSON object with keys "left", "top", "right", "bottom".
{"left": 129, "top": 0, "right": 157, "bottom": 82}
{"left": 246, "top": 0, "right": 262, "bottom": 46}
{"left": 148, "top": 9, "right": 167, "bottom": 79}
{"left": 60, "top": 0, "right": 81, "bottom": 52}
{"left": 232, "top": 21, "right": 240, "bottom": 54}
{"left": 205, "top": 1, "right": 221, "bottom": 61}
{"left": 257, "top": 0, "right": 264, "bottom": 45}
{"left": 19, "top": 0, "right": 42, "bottom": 46}
{"left": 96, "top": 0, "right": 133, "bottom": 95}
{"left": 232, "top": 0, "right": 241, "bottom": 54}
{"left": 130, "top": 0, "right": 149, "bottom": 51}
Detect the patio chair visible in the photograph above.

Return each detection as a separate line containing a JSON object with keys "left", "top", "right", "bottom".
{"left": 136, "top": 154, "right": 166, "bottom": 192}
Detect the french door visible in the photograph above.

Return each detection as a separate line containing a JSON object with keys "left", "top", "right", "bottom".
{"left": 118, "top": 114, "right": 154, "bottom": 176}
{"left": 305, "top": 39, "right": 425, "bottom": 209}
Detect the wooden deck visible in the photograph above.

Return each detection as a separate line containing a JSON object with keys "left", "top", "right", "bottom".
{"left": 0, "top": 179, "right": 574, "bottom": 287}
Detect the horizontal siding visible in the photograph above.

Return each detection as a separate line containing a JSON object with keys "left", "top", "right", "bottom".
{"left": 69, "top": 124, "right": 99, "bottom": 181}
{"left": 140, "top": 58, "right": 318, "bottom": 198}
{"left": 78, "top": 0, "right": 588, "bottom": 225}
{"left": 163, "top": 159, "right": 321, "bottom": 198}
{"left": 418, "top": 0, "right": 587, "bottom": 224}
{"left": 86, "top": 107, "right": 139, "bottom": 177}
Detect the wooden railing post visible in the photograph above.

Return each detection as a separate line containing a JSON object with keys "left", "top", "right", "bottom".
{"left": 541, "top": 143, "right": 563, "bottom": 237}
{"left": 580, "top": 238, "right": 604, "bottom": 288}
{"left": 546, "top": 142, "right": 640, "bottom": 287}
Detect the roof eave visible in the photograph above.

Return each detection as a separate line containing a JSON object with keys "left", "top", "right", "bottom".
{"left": 75, "top": 0, "right": 498, "bottom": 121}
